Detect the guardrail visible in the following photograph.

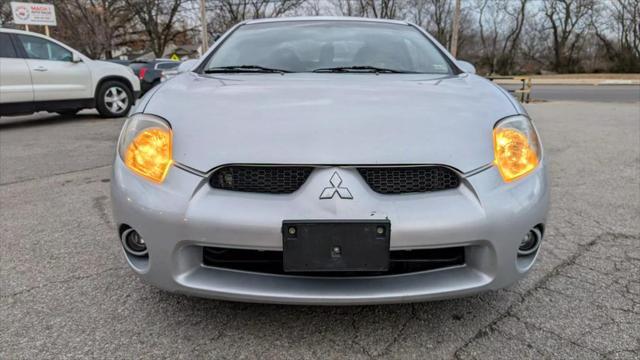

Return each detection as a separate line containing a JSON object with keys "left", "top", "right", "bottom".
{"left": 487, "top": 76, "right": 532, "bottom": 103}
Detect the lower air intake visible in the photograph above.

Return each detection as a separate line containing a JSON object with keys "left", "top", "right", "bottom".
{"left": 202, "top": 246, "right": 465, "bottom": 276}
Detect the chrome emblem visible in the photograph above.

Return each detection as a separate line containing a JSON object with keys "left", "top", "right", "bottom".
{"left": 320, "top": 172, "right": 353, "bottom": 200}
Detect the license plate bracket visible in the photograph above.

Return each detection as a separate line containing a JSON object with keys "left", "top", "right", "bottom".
{"left": 282, "top": 220, "right": 390, "bottom": 272}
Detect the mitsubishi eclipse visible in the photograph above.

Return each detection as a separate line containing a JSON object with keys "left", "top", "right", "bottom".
{"left": 111, "top": 17, "right": 549, "bottom": 304}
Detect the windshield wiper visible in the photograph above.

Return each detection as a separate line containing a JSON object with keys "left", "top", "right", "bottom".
{"left": 204, "top": 65, "right": 291, "bottom": 74}
{"left": 312, "top": 66, "right": 411, "bottom": 73}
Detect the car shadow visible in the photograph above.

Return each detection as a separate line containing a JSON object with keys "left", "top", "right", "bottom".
{"left": 0, "top": 112, "right": 114, "bottom": 130}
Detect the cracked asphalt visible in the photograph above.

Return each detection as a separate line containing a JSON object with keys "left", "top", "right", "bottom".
{"left": 1, "top": 101, "right": 639, "bottom": 359}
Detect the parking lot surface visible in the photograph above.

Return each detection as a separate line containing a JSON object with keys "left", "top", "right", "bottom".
{"left": 1, "top": 101, "right": 639, "bottom": 359}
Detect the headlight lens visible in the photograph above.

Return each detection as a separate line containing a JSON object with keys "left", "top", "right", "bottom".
{"left": 118, "top": 114, "right": 172, "bottom": 183}
{"left": 493, "top": 115, "right": 541, "bottom": 182}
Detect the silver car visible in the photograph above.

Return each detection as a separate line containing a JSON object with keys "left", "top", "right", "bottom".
{"left": 111, "top": 17, "right": 549, "bottom": 305}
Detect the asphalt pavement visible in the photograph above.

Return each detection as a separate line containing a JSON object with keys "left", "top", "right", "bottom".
{"left": 1, "top": 99, "right": 639, "bottom": 359}
{"left": 499, "top": 84, "right": 640, "bottom": 103}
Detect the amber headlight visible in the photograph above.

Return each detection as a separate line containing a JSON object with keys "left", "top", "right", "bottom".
{"left": 118, "top": 114, "right": 173, "bottom": 183}
{"left": 493, "top": 115, "right": 541, "bottom": 182}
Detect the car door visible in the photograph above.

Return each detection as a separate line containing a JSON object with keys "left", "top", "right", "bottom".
{"left": 0, "top": 32, "right": 34, "bottom": 106}
{"left": 15, "top": 34, "right": 92, "bottom": 101}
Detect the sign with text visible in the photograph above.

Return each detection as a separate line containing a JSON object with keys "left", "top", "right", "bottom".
{"left": 11, "top": 2, "right": 57, "bottom": 26}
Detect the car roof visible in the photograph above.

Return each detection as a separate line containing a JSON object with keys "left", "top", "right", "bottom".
{"left": 0, "top": 27, "right": 87, "bottom": 59}
{"left": 244, "top": 16, "right": 410, "bottom": 26}
{"left": 0, "top": 28, "right": 49, "bottom": 37}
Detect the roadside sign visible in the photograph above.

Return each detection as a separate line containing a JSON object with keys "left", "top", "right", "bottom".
{"left": 170, "top": 54, "right": 180, "bottom": 61}
{"left": 10, "top": 2, "right": 57, "bottom": 26}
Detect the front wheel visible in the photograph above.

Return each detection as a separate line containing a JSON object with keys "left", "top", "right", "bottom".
{"left": 96, "top": 81, "right": 133, "bottom": 118}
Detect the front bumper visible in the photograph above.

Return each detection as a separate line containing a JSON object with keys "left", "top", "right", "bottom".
{"left": 111, "top": 159, "right": 549, "bottom": 305}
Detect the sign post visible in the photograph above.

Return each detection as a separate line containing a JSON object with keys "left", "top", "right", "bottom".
{"left": 450, "top": 0, "right": 461, "bottom": 57}
{"left": 199, "top": 0, "right": 208, "bottom": 53}
{"left": 10, "top": 2, "right": 57, "bottom": 36}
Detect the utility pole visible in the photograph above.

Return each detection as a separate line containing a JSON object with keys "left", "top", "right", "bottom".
{"left": 200, "top": 0, "right": 208, "bottom": 54}
{"left": 450, "top": 0, "right": 461, "bottom": 58}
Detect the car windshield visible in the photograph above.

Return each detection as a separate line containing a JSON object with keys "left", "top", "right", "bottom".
{"left": 203, "top": 21, "right": 453, "bottom": 74}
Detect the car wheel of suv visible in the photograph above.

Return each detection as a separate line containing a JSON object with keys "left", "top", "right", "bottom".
{"left": 96, "top": 81, "right": 133, "bottom": 118}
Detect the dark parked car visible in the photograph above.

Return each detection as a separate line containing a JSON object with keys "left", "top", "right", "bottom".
{"left": 128, "top": 59, "right": 181, "bottom": 94}
{"left": 106, "top": 59, "right": 132, "bottom": 66}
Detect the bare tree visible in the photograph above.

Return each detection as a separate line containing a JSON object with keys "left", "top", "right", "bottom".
{"left": 330, "top": 0, "right": 365, "bottom": 16}
{"left": 53, "top": 0, "right": 132, "bottom": 58}
{"left": 206, "top": 0, "right": 306, "bottom": 37}
{"left": 297, "top": 0, "right": 327, "bottom": 16}
{"left": 404, "top": 0, "right": 452, "bottom": 47}
{"left": 125, "top": 0, "right": 192, "bottom": 57}
{"left": 475, "top": 0, "right": 528, "bottom": 74}
{"left": 4, "top": 0, "right": 637, "bottom": 74}
{"left": 0, "top": 0, "right": 13, "bottom": 26}
{"left": 358, "top": 0, "right": 398, "bottom": 18}
{"left": 518, "top": 14, "right": 548, "bottom": 73}
{"left": 592, "top": 0, "right": 640, "bottom": 72}
{"left": 542, "top": 0, "right": 595, "bottom": 73}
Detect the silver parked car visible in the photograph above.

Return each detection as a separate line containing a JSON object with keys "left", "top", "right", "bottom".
{"left": 111, "top": 17, "right": 549, "bottom": 304}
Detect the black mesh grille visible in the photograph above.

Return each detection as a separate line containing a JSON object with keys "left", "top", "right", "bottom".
{"left": 357, "top": 166, "right": 460, "bottom": 194}
{"left": 203, "top": 246, "right": 465, "bottom": 276}
{"left": 210, "top": 166, "right": 313, "bottom": 194}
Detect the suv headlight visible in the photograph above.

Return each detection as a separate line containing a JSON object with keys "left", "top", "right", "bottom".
{"left": 493, "top": 115, "right": 541, "bottom": 182}
{"left": 118, "top": 114, "right": 173, "bottom": 183}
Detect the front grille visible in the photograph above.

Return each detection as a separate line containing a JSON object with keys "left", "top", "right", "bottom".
{"left": 210, "top": 166, "right": 313, "bottom": 194}
{"left": 358, "top": 166, "right": 460, "bottom": 194}
{"left": 210, "top": 165, "right": 460, "bottom": 195}
{"left": 202, "top": 246, "right": 465, "bottom": 276}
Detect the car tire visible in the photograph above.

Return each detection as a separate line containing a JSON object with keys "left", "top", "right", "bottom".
{"left": 96, "top": 81, "right": 133, "bottom": 118}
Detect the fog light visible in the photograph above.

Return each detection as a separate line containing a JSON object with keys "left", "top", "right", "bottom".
{"left": 518, "top": 228, "right": 541, "bottom": 256}
{"left": 121, "top": 228, "right": 148, "bottom": 256}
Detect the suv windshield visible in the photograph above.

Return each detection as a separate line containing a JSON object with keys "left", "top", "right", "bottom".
{"left": 203, "top": 21, "right": 454, "bottom": 74}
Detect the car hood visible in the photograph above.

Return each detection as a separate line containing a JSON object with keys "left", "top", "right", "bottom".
{"left": 144, "top": 73, "right": 519, "bottom": 173}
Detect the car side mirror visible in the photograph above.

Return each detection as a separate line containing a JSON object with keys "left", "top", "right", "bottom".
{"left": 456, "top": 60, "right": 476, "bottom": 74}
{"left": 177, "top": 59, "right": 199, "bottom": 73}
{"left": 72, "top": 53, "right": 82, "bottom": 63}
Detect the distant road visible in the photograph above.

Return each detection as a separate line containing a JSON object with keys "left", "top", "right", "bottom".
{"left": 499, "top": 84, "right": 640, "bottom": 103}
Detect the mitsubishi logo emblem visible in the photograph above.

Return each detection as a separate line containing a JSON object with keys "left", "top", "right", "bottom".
{"left": 320, "top": 172, "right": 353, "bottom": 200}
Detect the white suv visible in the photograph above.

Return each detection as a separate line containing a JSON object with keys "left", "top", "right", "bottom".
{"left": 0, "top": 29, "right": 140, "bottom": 118}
